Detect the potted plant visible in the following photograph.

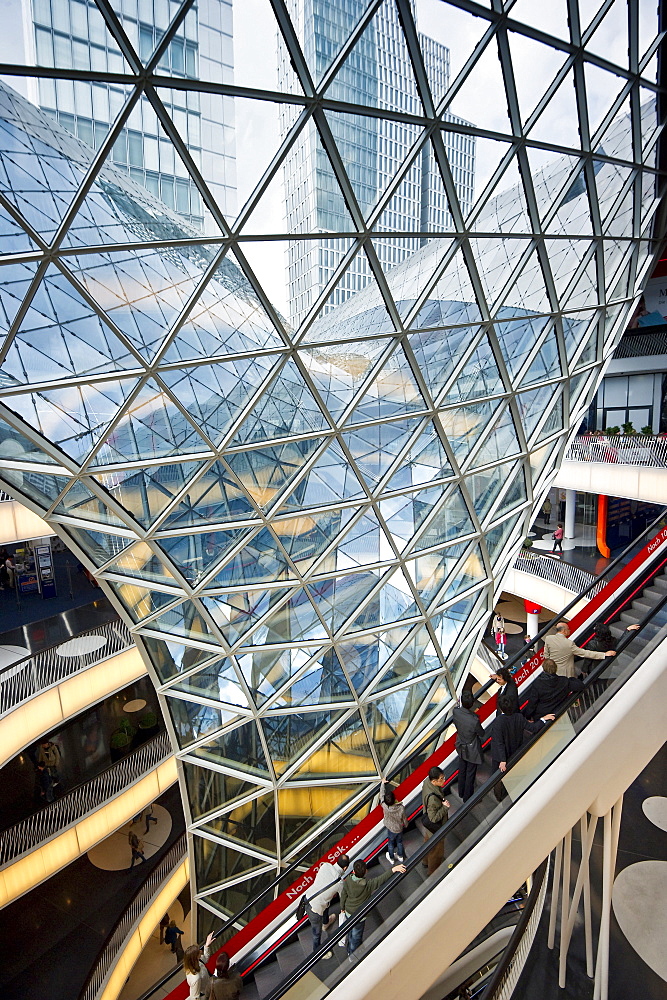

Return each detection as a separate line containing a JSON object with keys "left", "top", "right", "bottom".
{"left": 605, "top": 426, "right": 620, "bottom": 436}
{"left": 110, "top": 728, "right": 132, "bottom": 762}
{"left": 521, "top": 537, "right": 535, "bottom": 559}
{"left": 621, "top": 421, "right": 635, "bottom": 436}
{"left": 138, "top": 711, "right": 159, "bottom": 738}
{"left": 641, "top": 425, "right": 653, "bottom": 436}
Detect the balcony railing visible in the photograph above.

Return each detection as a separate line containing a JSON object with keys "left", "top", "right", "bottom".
{"left": 613, "top": 328, "right": 667, "bottom": 358}
{"left": 565, "top": 434, "right": 667, "bottom": 467}
{"left": 513, "top": 552, "right": 603, "bottom": 597}
{"left": 81, "top": 833, "right": 187, "bottom": 1000}
{"left": 0, "top": 730, "right": 172, "bottom": 866}
{"left": 0, "top": 617, "right": 135, "bottom": 718}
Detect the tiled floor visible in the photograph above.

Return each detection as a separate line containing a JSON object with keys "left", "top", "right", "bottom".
{"left": 0, "top": 593, "right": 116, "bottom": 655}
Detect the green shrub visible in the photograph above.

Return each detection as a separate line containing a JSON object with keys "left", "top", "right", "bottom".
{"left": 621, "top": 421, "right": 635, "bottom": 435}
{"left": 139, "top": 711, "right": 158, "bottom": 729}
{"left": 641, "top": 425, "right": 653, "bottom": 435}
{"left": 110, "top": 729, "right": 130, "bottom": 749}
{"left": 605, "top": 426, "right": 620, "bottom": 435}
{"left": 522, "top": 536, "right": 533, "bottom": 548}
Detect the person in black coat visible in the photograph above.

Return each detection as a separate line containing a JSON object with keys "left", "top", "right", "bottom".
{"left": 491, "top": 694, "right": 555, "bottom": 800}
{"left": 521, "top": 658, "right": 584, "bottom": 720}
{"left": 452, "top": 690, "right": 485, "bottom": 802}
{"left": 490, "top": 666, "right": 519, "bottom": 714}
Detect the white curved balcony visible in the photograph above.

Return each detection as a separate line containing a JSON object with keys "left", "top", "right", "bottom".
{"left": 555, "top": 435, "right": 667, "bottom": 503}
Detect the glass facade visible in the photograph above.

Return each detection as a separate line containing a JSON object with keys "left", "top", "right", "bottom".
{"left": 0, "top": 0, "right": 662, "bottom": 929}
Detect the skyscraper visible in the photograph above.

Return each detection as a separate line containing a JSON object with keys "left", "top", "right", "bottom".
{"left": 280, "top": 0, "right": 476, "bottom": 325}
{"left": 0, "top": 0, "right": 236, "bottom": 227}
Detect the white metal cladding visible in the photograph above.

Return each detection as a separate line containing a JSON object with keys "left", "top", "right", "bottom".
{"left": 0, "top": 0, "right": 663, "bottom": 927}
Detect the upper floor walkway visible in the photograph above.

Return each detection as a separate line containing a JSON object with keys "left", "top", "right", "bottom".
{"left": 555, "top": 434, "right": 667, "bottom": 502}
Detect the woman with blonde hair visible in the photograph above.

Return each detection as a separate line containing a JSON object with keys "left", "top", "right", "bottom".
{"left": 184, "top": 932, "right": 215, "bottom": 999}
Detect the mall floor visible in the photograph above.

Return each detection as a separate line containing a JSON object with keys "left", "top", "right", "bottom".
{"left": 0, "top": 784, "right": 183, "bottom": 1000}
{"left": 513, "top": 741, "right": 667, "bottom": 1000}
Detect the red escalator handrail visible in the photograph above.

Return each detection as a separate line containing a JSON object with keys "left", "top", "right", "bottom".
{"left": 162, "top": 521, "right": 667, "bottom": 997}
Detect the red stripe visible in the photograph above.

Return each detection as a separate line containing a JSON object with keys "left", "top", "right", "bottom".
{"left": 161, "top": 523, "right": 667, "bottom": 999}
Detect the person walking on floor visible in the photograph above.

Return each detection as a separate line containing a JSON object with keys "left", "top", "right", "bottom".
{"left": 542, "top": 622, "right": 616, "bottom": 678}
{"left": 491, "top": 613, "right": 507, "bottom": 658}
{"left": 421, "top": 766, "right": 450, "bottom": 874}
{"left": 159, "top": 913, "right": 170, "bottom": 945}
{"left": 551, "top": 523, "right": 564, "bottom": 555}
{"left": 339, "top": 858, "right": 405, "bottom": 957}
{"left": 165, "top": 919, "right": 184, "bottom": 954}
{"left": 452, "top": 690, "right": 485, "bottom": 802}
{"left": 129, "top": 830, "right": 147, "bottom": 867}
{"left": 184, "top": 933, "right": 215, "bottom": 1000}
{"left": 303, "top": 853, "right": 350, "bottom": 955}
{"left": 490, "top": 694, "right": 555, "bottom": 800}
{"left": 36, "top": 761, "right": 55, "bottom": 803}
{"left": 144, "top": 803, "right": 158, "bottom": 834}
{"left": 542, "top": 497, "right": 552, "bottom": 525}
{"left": 208, "top": 952, "right": 243, "bottom": 999}
{"left": 381, "top": 785, "right": 407, "bottom": 863}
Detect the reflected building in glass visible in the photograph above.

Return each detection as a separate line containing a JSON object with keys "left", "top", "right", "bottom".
{"left": 0, "top": 0, "right": 662, "bottom": 931}
{"left": 280, "top": 0, "right": 476, "bottom": 324}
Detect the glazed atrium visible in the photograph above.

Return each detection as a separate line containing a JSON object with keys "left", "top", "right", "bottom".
{"left": 0, "top": 1, "right": 664, "bottom": 999}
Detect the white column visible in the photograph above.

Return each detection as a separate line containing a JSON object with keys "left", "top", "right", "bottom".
{"left": 565, "top": 489, "right": 577, "bottom": 539}
{"left": 526, "top": 612, "right": 539, "bottom": 638}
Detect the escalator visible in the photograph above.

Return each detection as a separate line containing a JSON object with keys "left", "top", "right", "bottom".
{"left": 139, "top": 514, "right": 667, "bottom": 1000}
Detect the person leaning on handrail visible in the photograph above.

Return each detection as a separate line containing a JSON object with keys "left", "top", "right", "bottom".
{"left": 340, "top": 858, "right": 406, "bottom": 957}
{"left": 184, "top": 933, "right": 215, "bottom": 1000}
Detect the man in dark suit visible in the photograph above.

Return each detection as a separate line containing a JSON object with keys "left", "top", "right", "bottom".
{"left": 521, "top": 658, "right": 585, "bottom": 720}
{"left": 491, "top": 694, "right": 555, "bottom": 800}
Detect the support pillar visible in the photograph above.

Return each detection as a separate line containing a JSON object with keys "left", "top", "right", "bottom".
{"left": 565, "top": 488, "right": 577, "bottom": 539}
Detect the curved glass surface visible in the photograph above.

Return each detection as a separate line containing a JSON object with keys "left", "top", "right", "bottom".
{"left": 0, "top": 0, "right": 662, "bottom": 922}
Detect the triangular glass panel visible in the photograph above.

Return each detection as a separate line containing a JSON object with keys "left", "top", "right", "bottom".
{"left": 496, "top": 247, "right": 552, "bottom": 316}
{"left": 545, "top": 167, "right": 595, "bottom": 238}
{"left": 141, "top": 635, "right": 215, "bottom": 683}
{"left": 365, "top": 682, "right": 432, "bottom": 765}
{"left": 0, "top": 202, "right": 39, "bottom": 255}
{"left": 264, "top": 709, "right": 366, "bottom": 779}
{"left": 308, "top": 570, "right": 382, "bottom": 635}
{"left": 347, "top": 566, "right": 419, "bottom": 631}
{"left": 603, "top": 184, "right": 634, "bottom": 240}
{"left": 158, "top": 527, "right": 253, "bottom": 587}
{"left": 528, "top": 439, "right": 560, "bottom": 483}
{"left": 3, "top": 376, "right": 139, "bottom": 465}
{"left": 508, "top": 0, "right": 570, "bottom": 41}
{"left": 201, "top": 588, "right": 292, "bottom": 647}
{"left": 336, "top": 624, "right": 413, "bottom": 695}
{"left": 372, "top": 138, "right": 453, "bottom": 236}
{"left": 64, "top": 524, "right": 133, "bottom": 567}
{"left": 207, "top": 527, "right": 297, "bottom": 588}
{"left": 517, "top": 386, "right": 556, "bottom": 440}
{"left": 536, "top": 389, "right": 564, "bottom": 443}
{"left": 272, "top": 649, "right": 356, "bottom": 709}
{"left": 435, "top": 542, "right": 486, "bottom": 606}
{"left": 432, "top": 598, "right": 477, "bottom": 659}
{"left": 298, "top": 339, "right": 390, "bottom": 422}
{"left": 0, "top": 417, "right": 58, "bottom": 466}
{"left": 110, "top": 581, "right": 180, "bottom": 624}
{"left": 410, "top": 487, "right": 475, "bottom": 553}
{"left": 562, "top": 310, "right": 598, "bottom": 364}
{"left": 344, "top": 345, "right": 427, "bottom": 424}
{"left": 406, "top": 325, "right": 473, "bottom": 404}
{"left": 492, "top": 465, "right": 527, "bottom": 520}
{"left": 53, "top": 477, "right": 128, "bottom": 527}
{"left": 378, "top": 237, "right": 456, "bottom": 322}
{"left": 107, "top": 540, "right": 181, "bottom": 586}
{"left": 226, "top": 437, "right": 326, "bottom": 511}
{"left": 374, "top": 625, "right": 443, "bottom": 693}
{"left": 470, "top": 151, "right": 532, "bottom": 235}
{"left": 379, "top": 484, "right": 447, "bottom": 551}
{"left": 465, "top": 462, "right": 512, "bottom": 521}
{"left": 438, "top": 398, "right": 501, "bottom": 463}
{"left": 270, "top": 508, "right": 357, "bottom": 575}
{"left": 544, "top": 238, "right": 594, "bottom": 304}
{"left": 192, "top": 838, "right": 275, "bottom": 898}
{"left": 241, "top": 588, "right": 326, "bottom": 645}
{"left": 2, "top": 263, "right": 139, "bottom": 384}
{"left": 191, "top": 721, "right": 271, "bottom": 778}
{"left": 441, "top": 335, "right": 505, "bottom": 404}
{"left": 92, "top": 461, "right": 203, "bottom": 529}
{"left": 295, "top": 0, "right": 375, "bottom": 88}
{"left": 236, "top": 646, "right": 329, "bottom": 708}
{"left": 159, "top": 355, "right": 279, "bottom": 448}
{"left": 464, "top": 136, "right": 514, "bottom": 220}
{"left": 342, "top": 418, "right": 420, "bottom": 492}
{"left": 508, "top": 31, "right": 568, "bottom": 128}
{"left": 444, "top": 37, "right": 513, "bottom": 137}
{"left": 412, "top": 247, "right": 482, "bottom": 329}
{"left": 275, "top": 237, "right": 356, "bottom": 331}
{"left": 323, "top": 507, "right": 393, "bottom": 572}
{"left": 584, "top": 63, "right": 628, "bottom": 139}
{"left": 229, "top": 359, "right": 330, "bottom": 446}
{"left": 302, "top": 245, "right": 396, "bottom": 343}
{"left": 89, "top": 377, "right": 210, "bottom": 466}
{"left": 0, "top": 262, "right": 40, "bottom": 355}
{"left": 585, "top": 0, "right": 630, "bottom": 70}
{"left": 518, "top": 326, "right": 562, "bottom": 387}
{"left": 405, "top": 542, "right": 467, "bottom": 607}
{"left": 566, "top": 252, "right": 600, "bottom": 309}
{"left": 160, "top": 460, "right": 259, "bottom": 527}
{"left": 170, "top": 658, "right": 250, "bottom": 712}
{"left": 183, "top": 764, "right": 266, "bottom": 822}
{"left": 528, "top": 148, "right": 584, "bottom": 227}
{"left": 468, "top": 405, "right": 521, "bottom": 469}
{"left": 276, "top": 438, "right": 367, "bottom": 511}
{"left": 384, "top": 421, "right": 453, "bottom": 491}
{"left": 483, "top": 513, "right": 521, "bottom": 566}
{"left": 149, "top": 597, "right": 224, "bottom": 645}
{"left": 0, "top": 85, "right": 90, "bottom": 240}
{"left": 528, "top": 69, "right": 581, "bottom": 149}
{"left": 62, "top": 247, "right": 210, "bottom": 362}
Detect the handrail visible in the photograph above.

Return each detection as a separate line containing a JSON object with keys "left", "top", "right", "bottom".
{"left": 513, "top": 552, "right": 601, "bottom": 595}
{"left": 80, "top": 833, "right": 187, "bottom": 1000}
{"left": 137, "top": 507, "right": 667, "bottom": 1000}
{"left": 565, "top": 434, "right": 667, "bottom": 467}
{"left": 257, "top": 586, "right": 667, "bottom": 1000}
{"left": 482, "top": 858, "right": 550, "bottom": 998}
{"left": 0, "top": 730, "right": 172, "bottom": 866}
{"left": 0, "top": 617, "right": 134, "bottom": 717}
